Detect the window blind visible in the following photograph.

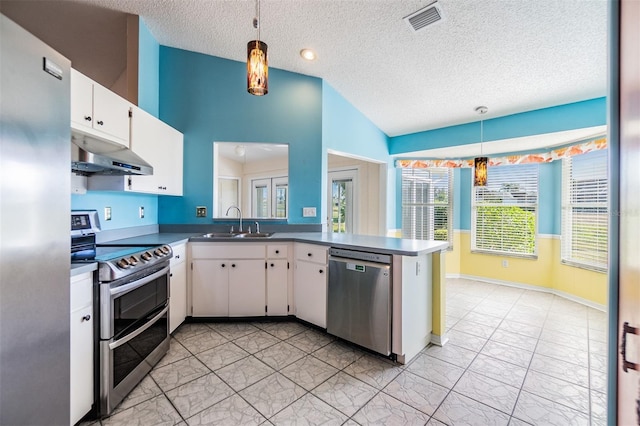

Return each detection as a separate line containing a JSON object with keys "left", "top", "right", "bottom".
{"left": 561, "top": 150, "right": 608, "bottom": 271}
{"left": 401, "top": 168, "right": 453, "bottom": 247}
{"left": 472, "top": 164, "right": 538, "bottom": 256}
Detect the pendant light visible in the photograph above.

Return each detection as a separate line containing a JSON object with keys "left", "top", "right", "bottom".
{"left": 474, "top": 106, "right": 488, "bottom": 187}
{"left": 247, "top": 0, "right": 268, "bottom": 96}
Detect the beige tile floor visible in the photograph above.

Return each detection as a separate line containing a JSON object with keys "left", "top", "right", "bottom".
{"left": 87, "top": 278, "right": 607, "bottom": 425}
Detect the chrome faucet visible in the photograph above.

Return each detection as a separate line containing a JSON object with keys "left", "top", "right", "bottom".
{"left": 225, "top": 205, "right": 243, "bottom": 232}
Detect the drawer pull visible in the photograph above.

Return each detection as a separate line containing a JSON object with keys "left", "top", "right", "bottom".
{"left": 275, "top": 250, "right": 280, "bottom": 254}
{"left": 319, "top": 269, "right": 323, "bottom": 274}
{"left": 81, "top": 314, "right": 91, "bottom": 322}
{"left": 84, "top": 116, "right": 92, "bottom": 122}
{"left": 307, "top": 253, "right": 312, "bottom": 257}
{"left": 97, "top": 120, "right": 104, "bottom": 125}
{"left": 231, "top": 264, "right": 236, "bottom": 268}
{"left": 221, "top": 263, "right": 226, "bottom": 268}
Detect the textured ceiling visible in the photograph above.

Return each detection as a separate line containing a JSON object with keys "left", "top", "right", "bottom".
{"left": 70, "top": 0, "right": 608, "bottom": 137}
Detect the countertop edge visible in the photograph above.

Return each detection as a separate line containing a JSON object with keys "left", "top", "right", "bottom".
{"left": 102, "top": 232, "right": 448, "bottom": 257}
{"left": 71, "top": 262, "right": 98, "bottom": 277}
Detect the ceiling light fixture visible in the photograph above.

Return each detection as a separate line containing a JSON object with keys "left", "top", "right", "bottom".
{"left": 247, "top": 0, "right": 268, "bottom": 96}
{"left": 474, "top": 106, "right": 488, "bottom": 187}
{"left": 300, "top": 49, "right": 316, "bottom": 61}
{"left": 235, "top": 145, "right": 246, "bottom": 157}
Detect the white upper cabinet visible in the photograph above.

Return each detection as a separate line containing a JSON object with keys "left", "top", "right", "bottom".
{"left": 70, "top": 69, "right": 131, "bottom": 147}
{"left": 128, "top": 106, "right": 183, "bottom": 196}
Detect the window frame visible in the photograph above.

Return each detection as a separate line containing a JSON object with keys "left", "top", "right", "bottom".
{"left": 471, "top": 163, "right": 539, "bottom": 258}
{"left": 561, "top": 150, "right": 608, "bottom": 272}
{"left": 401, "top": 167, "right": 454, "bottom": 249}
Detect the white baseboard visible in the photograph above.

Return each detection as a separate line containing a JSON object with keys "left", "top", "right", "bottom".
{"left": 446, "top": 273, "right": 606, "bottom": 312}
{"left": 430, "top": 333, "right": 449, "bottom": 347}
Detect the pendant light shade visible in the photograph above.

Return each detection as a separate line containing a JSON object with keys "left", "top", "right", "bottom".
{"left": 474, "top": 156, "right": 488, "bottom": 186}
{"left": 474, "top": 106, "right": 488, "bottom": 187}
{"left": 247, "top": 0, "right": 268, "bottom": 96}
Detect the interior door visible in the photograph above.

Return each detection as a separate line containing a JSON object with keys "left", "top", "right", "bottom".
{"left": 328, "top": 170, "right": 357, "bottom": 233}
{"left": 615, "top": 0, "right": 640, "bottom": 423}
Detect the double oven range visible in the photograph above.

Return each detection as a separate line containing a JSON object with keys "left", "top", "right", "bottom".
{"left": 71, "top": 211, "right": 172, "bottom": 416}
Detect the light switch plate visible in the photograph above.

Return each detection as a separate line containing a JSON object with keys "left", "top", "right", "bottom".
{"left": 139, "top": 206, "right": 145, "bottom": 219}
{"left": 303, "top": 207, "right": 316, "bottom": 217}
{"left": 105, "top": 206, "right": 112, "bottom": 221}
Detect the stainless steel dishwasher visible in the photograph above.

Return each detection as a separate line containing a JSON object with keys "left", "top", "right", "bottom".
{"left": 327, "top": 248, "right": 392, "bottom": 356}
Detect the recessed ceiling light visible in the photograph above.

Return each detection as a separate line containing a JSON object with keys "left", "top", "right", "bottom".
{"left": 300, "top": 49, "right": 316, "bottom": 61}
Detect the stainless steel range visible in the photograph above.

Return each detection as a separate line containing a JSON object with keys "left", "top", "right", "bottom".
{"left": 95, "top": 243, "right": 172, "bottom": 416}
{"left": 70, "top": 211, "right": 172, "bottom": 417}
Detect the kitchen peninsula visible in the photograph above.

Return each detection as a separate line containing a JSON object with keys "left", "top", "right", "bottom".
{"left": 91, "top": 231, "right": 448, "bottom": 364}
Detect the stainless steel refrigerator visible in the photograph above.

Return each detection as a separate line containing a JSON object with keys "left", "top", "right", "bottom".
{"left": 610, "top": 0, "right": 640, "bottom": 423}
{"left": 0, "top": 14, "right": 71, "bottom": 425}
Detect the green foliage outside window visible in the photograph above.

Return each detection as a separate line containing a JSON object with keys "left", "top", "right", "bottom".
{"left": 476, "top": 206, "right": 535, "bottom": 254}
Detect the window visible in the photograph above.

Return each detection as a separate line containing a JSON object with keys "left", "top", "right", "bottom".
{"left": 251, "top": 176, "right": 288, "bottom": 218}
{"left": 401, "top": 168, "right": 453, "bottom": 247}
{"left": 561, "top": 150, "right": 608, "bottom": 271}
{"left": 472, "top": 164, "right": 538, "bottom": 257}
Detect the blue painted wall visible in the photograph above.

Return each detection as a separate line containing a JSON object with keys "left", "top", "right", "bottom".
{"left": 390, "top": 98, "right": 606, "bottom": 155}
{"left": 321, "top": 82, "right": 394, "bottom": 228}
{"left": 138, "top": 18, "right": 159, "bottom": 117}
{"left": 393, "top": 98, "right": 606, "bottom": 232}
{"left": 157, "top": 47, "right": 323, "bottom": 224}
{"left": 322, "top": 82, "right": 389, "bottom": 161}
{"left": 71, "top": 192, "right": 158, "bottom": 231}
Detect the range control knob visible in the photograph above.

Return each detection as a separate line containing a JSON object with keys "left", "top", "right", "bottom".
{"left": 128, "top": 255, "right": 139, "bottom": 265}
{"left": 154, "top": 248, "right": 164, "bottom": 257}
{"left": 141, "top": 251, "right": 153, "bottom": 261}
{"left": 161, "top": 246, "right": 171, "bottom": 254}
{"left": 116, "top": 258, "right": 130, "bottom": 269}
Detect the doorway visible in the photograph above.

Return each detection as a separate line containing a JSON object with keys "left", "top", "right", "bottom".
{"left": 328, "top": 169, "right": 357, "bottom": 234}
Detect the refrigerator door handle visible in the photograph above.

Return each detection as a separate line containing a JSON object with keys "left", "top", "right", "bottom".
{"left": 621, "top": 322, "right": 639, "bottom": 372}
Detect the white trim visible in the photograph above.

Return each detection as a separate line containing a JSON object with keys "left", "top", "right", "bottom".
{"left": 430, "top": 333, "right": 449, "bottom": 347}
{"left": 446, "top": 274, "right": 606, "bottom": 312}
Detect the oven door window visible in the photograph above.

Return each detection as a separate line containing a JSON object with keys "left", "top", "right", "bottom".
{"left": 113, "top": 306, "right": 167, "bottom": 387}
{"left": 111, "top": 273, "right": 168, "bottom": 387}
{"left": 113, "top": 275, "right": 168, "bottom": 340}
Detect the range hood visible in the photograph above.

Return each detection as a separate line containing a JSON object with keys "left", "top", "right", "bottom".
{"left": 71, "top": 132, "right": 153, "bottom": 176}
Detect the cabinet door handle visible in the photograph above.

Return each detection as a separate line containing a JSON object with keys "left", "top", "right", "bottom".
{"left": 621, "top": 322, "right": 639, "bottom": 372}
{"left": 170, "top": 273, "right": 173, "bottom": 277}
{"left": 231, "top": 264, "right": 236, "bottom": 268}
{"left": 307, "top": 253, "right": 312, "bottom": 257}
{"left": 175, "top": 255, "right": 180, "bottom": 259}
{"left": 319, "top": 269, "right": 323, "bottom": 274}
{"left": 97, "top": 120, "right": 104, "bottom": 126}
{"left": 81, "top": 314, "right": 91, "bottom": 322}
{"left": 275, "top": 250, "right": 280, "bottom": 254}
{"left": 270, "top": 263, "right": 275, "bottom": 267}
{"left": 221, "top": 263, "right": 226, "bottom": 268}
{"left": 84, "top": 116, "right": 92, "bottom": 122}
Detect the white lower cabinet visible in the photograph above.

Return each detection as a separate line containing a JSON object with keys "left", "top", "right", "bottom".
{"left": 294, "top": 243, "right": 328, "bottom": 328}
{"left": 192, "top": 259, "right": 230, "bottom": 316}
{"left": 169, "top": 243, "right": 187, "bottom": 333}
{"left": 266, "top": 259, "right": 289, "bottom": 315}
{"left": 190, "top": 243, "right": 266, "bottom": 317}
{"left": 70, "top": 272, "right": 93, "bottom": 425}
{"left": 228, "top": 259, "right": 266, "bottom": 316}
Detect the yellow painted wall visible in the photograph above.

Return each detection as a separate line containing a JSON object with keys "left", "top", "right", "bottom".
{"left": 447, "top": 230, "right": 607, "bottom": 306}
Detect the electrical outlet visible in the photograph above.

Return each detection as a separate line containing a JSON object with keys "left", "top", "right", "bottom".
{"left": 196, "top": 206, "right": 207, "bottom": 217}
{"left": 104, "top": 207, "right": 112, "bottom": 221}
{"left": 502, "top": 260, "right": 509, "bottom": 268}
{"left": 303, "top": 207, "right": 316, "bottom": 217}
{"left": 139, "top": 206, "right": 145, "bottom": 219}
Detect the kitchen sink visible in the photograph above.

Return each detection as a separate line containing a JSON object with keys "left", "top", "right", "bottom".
{"left": 201, "top": 232, "right": 273, "bottom": 238}
{"left": 233, "top": 232, "right": 273, "bottom": 238}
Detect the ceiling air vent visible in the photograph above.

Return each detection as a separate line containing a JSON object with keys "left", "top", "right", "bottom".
{"left": 403, "top": 2, "right": 444, "bottom": 32}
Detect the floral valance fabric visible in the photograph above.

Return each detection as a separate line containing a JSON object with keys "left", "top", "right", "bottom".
{"left": 395, "top": 137, "right": 607, "bottom": 169}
